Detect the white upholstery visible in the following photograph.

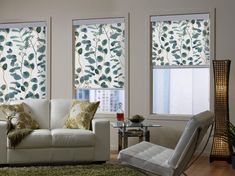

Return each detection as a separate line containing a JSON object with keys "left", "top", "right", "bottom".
{"left": 7, "top": 148, "right": 95, "bottom": 164}
{"left": 8, "top": 129, "right": 51, "bottom": 149}
{"left": 0, "top": 99, "right": 110, "bottom": 164}
{"left": 119, "top": 141, "right": 174, "bottom": 176}
{"left": 51, "top": 148, "right": 94, "bottom": 162}
{"left": 7, "top": 148, "right": 52, "bottom": 164}
{"left": 11, "top": 99, "right": 50, "bottom": 129}
{"left": 51, "top": 129, "right": 95, "bottom": 147}
{"left": 92, "top": 119, "right": 110, "bottom": 161}
{"left": 168, "top": 111, "right": 214, "bottom": 169}
{"left": 118, "top": 111, "right": 214, "bottom": 176}
{"left": 50, "top": 99, "right": 72, "bottom": 129}
{"left": 0, "top": 121, "right": 7, "bottom": 164}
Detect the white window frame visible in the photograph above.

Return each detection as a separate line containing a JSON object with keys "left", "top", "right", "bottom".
{"left": 72, "top": 15, "right": 129, "bottom": 118}
{"left": 0, "top": 19, "right": 51, "bottom": 100}
{"left": 148, "top": 9, "right": 215, "bottom": 120}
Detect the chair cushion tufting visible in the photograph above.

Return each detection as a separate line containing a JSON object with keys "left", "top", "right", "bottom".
{"left": 118, "top": 141, "right": 174, "bottom": 176}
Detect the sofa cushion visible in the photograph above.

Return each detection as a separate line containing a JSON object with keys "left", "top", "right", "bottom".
{"left": 64, "top": 100, "right": 99, "bottom": 130}
{"left": 0, "top": 103, "right": 40, "bottom": 130}
{"left": 51, "top": 129, "right": 95, "bottom": 147}
{"left": 7, "top": 129, "right": 51, "bottom": 149}
{"left": 50, "top": 99, "right": 72, "bottom": 129}
{"left": 11, "top": 99, "right": 50, "bottom": 129}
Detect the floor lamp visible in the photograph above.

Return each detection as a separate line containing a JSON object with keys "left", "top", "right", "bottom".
{"left": 210, "top": 59, "right": 232, "bottom": 163}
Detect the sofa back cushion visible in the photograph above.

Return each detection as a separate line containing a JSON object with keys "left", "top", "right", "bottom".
{"left": 50, "top": 99, "right": 72, "bottom": 129}
{"left": 10, "top": 99, "right": 50, "bottom": 129}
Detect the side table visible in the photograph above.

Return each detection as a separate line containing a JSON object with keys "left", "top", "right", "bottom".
{"left": 111, "top": 121, "right": 161, "bottom": 151}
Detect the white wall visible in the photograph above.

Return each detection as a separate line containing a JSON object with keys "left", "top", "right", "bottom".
{"left": 1, "top": 0, "right": 235, "bottom": 154}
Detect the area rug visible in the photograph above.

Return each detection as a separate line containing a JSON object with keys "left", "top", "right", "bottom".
{"left": 0, "top": 164, "right": 147, "bottom": 176}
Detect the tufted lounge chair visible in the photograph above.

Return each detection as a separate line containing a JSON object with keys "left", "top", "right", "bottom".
{"left": 118, "top": 111, "right": 214, "bottom": 176}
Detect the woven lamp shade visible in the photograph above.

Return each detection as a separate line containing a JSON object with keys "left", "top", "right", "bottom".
{"left": 210, "top": 60, "right": 232, "bottom": 163}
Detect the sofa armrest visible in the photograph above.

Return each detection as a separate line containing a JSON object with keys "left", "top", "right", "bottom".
{"left": 92, "top": 119, "right": 110, "bottom": 161}
{"left": 0, "top": 121, "right": 8, "bottom": 164}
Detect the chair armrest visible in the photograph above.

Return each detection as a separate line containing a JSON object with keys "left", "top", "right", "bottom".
{"left": 0, "top": 121, "right": 8, "bottom": 164}
{"left": 92, "top": 119, "right": 110, "bottom": 161}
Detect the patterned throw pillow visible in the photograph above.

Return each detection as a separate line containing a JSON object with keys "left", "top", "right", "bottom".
{"left": 64, "top": 100, "right": 100, "bottom": 130}
{"left": 0, "top": 103, "right": 40, "bottom": 130}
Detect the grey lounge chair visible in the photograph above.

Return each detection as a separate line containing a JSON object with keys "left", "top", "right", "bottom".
{"left": 118, "top": 111, "right": 214, "bottom": 176}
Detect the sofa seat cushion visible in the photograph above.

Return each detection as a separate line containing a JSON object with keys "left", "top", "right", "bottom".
{"left": 51, "top": 129, "right": 95, "bottom": 147}
{"left": 7, "top": 129, "right": 51, "bottom": 149}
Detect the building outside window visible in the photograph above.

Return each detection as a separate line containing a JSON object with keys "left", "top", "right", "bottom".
{"left": 0, "top": 22, "right": 47, "bottom": 101}
{"left": 73, "top": 18, "right": 125, "bottom": 113}
{"left": 151, "top": 14, "right": 210, "bottom": 115}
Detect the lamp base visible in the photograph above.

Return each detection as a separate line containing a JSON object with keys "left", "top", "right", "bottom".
{"left": 209, "top": 155, "right": 231, "bottom": 163}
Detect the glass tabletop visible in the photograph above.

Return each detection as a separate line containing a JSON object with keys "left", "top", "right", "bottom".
{"left": 111, "top": 120, "right": 161, "bottom": 128}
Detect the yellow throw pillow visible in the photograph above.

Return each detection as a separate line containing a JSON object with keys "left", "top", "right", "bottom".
{"left": 64, "top": 100, "right": 100, "bottom": 130}
{"left": 0, "top": 103, "right": 40, "bottom": 130}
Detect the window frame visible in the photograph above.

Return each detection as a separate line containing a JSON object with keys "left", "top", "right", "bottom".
{"left": 148, "top": 9, "right": 215, "bottom": 120}
{"left": 0, "top": 18, "right": 51, "bottom": 100}
{"left": 72, "top": 15, "right": 129, "bottom": 118}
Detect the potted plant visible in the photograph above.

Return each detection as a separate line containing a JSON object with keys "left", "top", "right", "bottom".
{"left": 219, "top": 122, "right": 235, "bottom": 168}
{"left": 228, "top": 122, "right": 235, "bottom": 168}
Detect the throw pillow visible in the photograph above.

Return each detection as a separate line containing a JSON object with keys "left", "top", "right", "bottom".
{"left": 64, "top": 100, "right": 100, "bottom": 130}
{"left": 0, "top": 103, "right": 40, "bottom": 130}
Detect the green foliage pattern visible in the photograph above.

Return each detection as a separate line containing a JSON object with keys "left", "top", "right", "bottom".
{"left": 74, "top": 22, "right": 125, "bottom": 89}
{"left": 152, "top": 19, "right": 210, "bottom": 66}
{"left": 0, "top": 26, "right": 46, "bottom": 101}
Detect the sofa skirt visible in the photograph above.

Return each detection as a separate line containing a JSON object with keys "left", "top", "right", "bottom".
{"left": 7, "top": 147, "right": 94, "bottom": 164}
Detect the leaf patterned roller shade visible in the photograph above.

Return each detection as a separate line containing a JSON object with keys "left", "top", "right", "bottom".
{"left": 0, "top": 22, "right": 47, "bottom": 102}
{"left": 151, "top": 14, "right": 210, "bottom": 66}
{"left": 74, "top": 18, "right": 125, "bottom": 89}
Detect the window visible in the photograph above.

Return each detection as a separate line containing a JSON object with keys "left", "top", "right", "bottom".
{"left": 0, "top": 22, "right": 47, "bottom": 102}
{"left": 73, "top": 18, "right": 125, "bottom": 113}
{"left": 151, "top": 14, "right": 210, "bottom": 115}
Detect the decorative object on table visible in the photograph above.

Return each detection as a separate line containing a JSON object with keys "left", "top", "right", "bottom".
{"left": 210, "top": 59, "right": 232, "bottom": 163}
{"left": 128, "top": 114, "right": 144, "bottom": 123}
{"left": 116, "top": 102, "right": 124, "bottom": 121}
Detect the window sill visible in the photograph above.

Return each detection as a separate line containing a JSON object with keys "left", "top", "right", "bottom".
{"left": 146, "top": 114, "right": 193, "bottom": 121}
{"left": 95, "top": 113, "right": 192, "bottom": 121}
{"left": 94, "top": 112, "right": 116, "bottom": 119}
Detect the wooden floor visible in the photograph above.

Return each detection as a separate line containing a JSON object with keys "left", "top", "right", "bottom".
{"left": 110, "top": 151, "right": 235, "bottom": 176}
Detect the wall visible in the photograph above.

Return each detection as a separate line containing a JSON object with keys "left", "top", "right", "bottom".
{"left": 1, "top": 0, "right": 235, "bottom": 154}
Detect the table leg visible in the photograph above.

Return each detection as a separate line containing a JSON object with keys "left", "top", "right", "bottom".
{"left": 118, "top": 130, "right": 122, "bottom": 151}
{"left": 145, "top": 130, "right": 150, "bottom": 142}
{"left": 139, "top": 135, "right": 143, "bottom": 142}
{"left": 124, "top": 133, "right": 128, "bottom": 149}
{"left": 142, "top": 126, "right": 150, "bottom": 142}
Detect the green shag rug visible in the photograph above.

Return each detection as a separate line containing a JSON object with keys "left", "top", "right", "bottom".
{"left": 0, "top": 164, "right": 147, "bottom": 176}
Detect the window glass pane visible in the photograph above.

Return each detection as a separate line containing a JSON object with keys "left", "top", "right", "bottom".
{"left": 73, "top": 18, "right": 125, "bottom": 113}
{"left": 0, "top": 23, "right": 47, "bottom": 101}
{"left": 151, "top": 14, "right": 210, "bottom": 66}
{"left": 151, "top": 13, "right": 211, "bottom": 115}
{"left": 76, "top": 89, "right": 124, "bottom": 113}
{"left": 152, "top": 68, "right": 210, "bottom": 115}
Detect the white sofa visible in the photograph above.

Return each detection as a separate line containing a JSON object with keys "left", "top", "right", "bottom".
{"left": 0, "top": 99, "right": 110, "bottom": 165}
